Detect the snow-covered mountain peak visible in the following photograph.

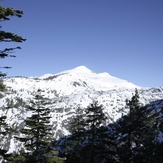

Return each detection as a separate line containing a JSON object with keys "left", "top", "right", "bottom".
{"left": 59, "top": 66, "right": 94, "bottom": 75}
{"left": 47, "top": 66, "right": 138, "bottom": 90}
{"left": 29, "top": 66, "right": 139, "bottom": 91}
{"left": 38, "top": 66, "right": 94, "bottom": 80}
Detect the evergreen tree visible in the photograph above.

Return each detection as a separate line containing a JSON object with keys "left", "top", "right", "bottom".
{"left": 116, "top": 89, "right": 157, "bottom": 162}
{"left": 0, "top": 2, "right": 26, "bottom": 77}
{"left": 142, "top": 100, "right": 163, "bottom": 162}
{"left": 116, "top": 89, "right": 141, "bottom": 162}
{"left": 64, "top": 101, "right": 118, "bottom": 163}
{"left": 15, "top": 90, "right": 53, "bottom": 162}
{"left": 61, "top": 102, "right": 108, "bottom": 163}
{"left": 69, "top": 107, "right": 85, "bottom": 135}
{"left": 0, "top": 0, "right": 26, "bottom": 98}
{"left": 0, "top": 4, "right": 25, "bottom": 160}
{"left": 59, "top": 107, "right": 86, "bottom": 162}
{"left": 83, "top": 101, "right": 107, "bottom": 163}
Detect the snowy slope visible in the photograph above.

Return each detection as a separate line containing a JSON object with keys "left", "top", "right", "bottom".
{"left": 0, "top": 66, "right": 163, "bottom": 153}
{"left": 39, "top": 65, "right": 139, "bottom": 91}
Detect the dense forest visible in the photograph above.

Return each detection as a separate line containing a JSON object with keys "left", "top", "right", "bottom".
{"left": 0, "top": 2, "right": 163, "bottom": 163}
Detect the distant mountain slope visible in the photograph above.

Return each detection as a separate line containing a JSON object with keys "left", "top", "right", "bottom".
{"left": 0, "top": 66, "right": 163, "bottom": 153}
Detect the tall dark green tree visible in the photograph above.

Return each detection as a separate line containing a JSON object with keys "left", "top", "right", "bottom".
{"left": 116, "top": 89, "right": 141, "bottom": 162}
{"left": 142, "top": 100, "right": 163, "bottom": 162}
{"left": 15, "top": 90, "right": 53, "bottom": 163}
{"left": 69, "top": 107, "right": 85, "bottom": 135}
{"left": 62, "top": 101, "right": 117, "bottom": 163}
{"left": 60, "top": 102, "right": 107, "bottom": 163}
{"left": 15, "top": 90, "right": 65, "bottom": 163}
{"left": 62, "top": 107, "right": 86, "bottom": 162}
{"left": 83, "top": 101, "right": 107, "bottom": 163}
{"left": 116, "top": 89, "right": 157, "bottom": 162}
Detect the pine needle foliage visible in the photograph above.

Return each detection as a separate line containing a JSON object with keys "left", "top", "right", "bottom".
{"left": 0, "top": 2, "right": 26, "bottom": 77}
{"left": 116, "top": 89, "right": 159, "bottom": 162}
{"left": 15, "top": 90, "right": 53, "bottom": 162}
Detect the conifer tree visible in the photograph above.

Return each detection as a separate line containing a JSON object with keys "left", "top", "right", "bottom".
{"left": 0, "top": 2, "right": 26, "bottom": 77}
{"left": 141, "top": 100, "right": 163, "bottom": 162}
{"left": 99, "top": 122, "right": 122, "bottom": 163}
{"left": 65, "top": 101, "right": 120, "bottom": 163}
{"left": 84, "top": 101, "right": 107, "bottom": 163}
{"left": 15, "top": 90, "right": 53, "bottom": 162}
{"left": 0, "top": 5, "right": 25, "bottom": 158}
{"left": 61, "top": 102, "right": 108, "bottom": 163}
{"left": 16, "top": 90, "right": 65, "bottom": 163}
{"left": 64, "top": 107, "right": 86, "bottom": 162}
{"left": 116, "top": 89, "right": 140, "bottom": 162}
{"left": 116, "top": 89, "right": 156, "bottom": 162}
{"left": 69, "top": 107, "right": 85, "bottom": 135}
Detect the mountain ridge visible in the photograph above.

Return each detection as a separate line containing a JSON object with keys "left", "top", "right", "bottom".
{"left": 0, "top": 66, "right": 163, "bottom": 153}
{"left": 37, "top": 66, "right": 140, "bottom": 90}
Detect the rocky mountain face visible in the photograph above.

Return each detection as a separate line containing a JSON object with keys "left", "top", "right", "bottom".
{"left": 0, "top": 66, "right": 163, "bottom": 153}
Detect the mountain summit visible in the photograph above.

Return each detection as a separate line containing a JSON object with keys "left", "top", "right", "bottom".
{"left": 60, "top": 66, "right": 94, "bottom": 74}
{"left": 38, "top": 66, "right": 139, "bottom": 91}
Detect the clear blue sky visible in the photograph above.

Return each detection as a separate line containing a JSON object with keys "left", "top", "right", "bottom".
{"left": 1, "top": 0, "right": 163, "bottom": 87}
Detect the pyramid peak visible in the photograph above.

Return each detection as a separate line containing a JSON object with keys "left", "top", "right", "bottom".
{"left": 61, "top": 66, "right": 93, "bottom": 74}
{"left": 72, "top": 66, "right": 92, "bottom": 72}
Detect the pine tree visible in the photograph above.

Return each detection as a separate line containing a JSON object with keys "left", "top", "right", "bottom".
{"left": 84, "top": 101, "right": 107, "bottom": 163}
{"left": 69, "top": 107, "right": 85, "bottom": 135}
{"left": 65, "top": 107, "right": 86, "bottom": 162}
{"left": 142, "top": 100, "right": 163, "bottom": 162}
{"left": 15, "top": 90, "right": 64, "bottom": 163}
{"left": 0, "top": 1, "right": 25, "bottom": 95}
{"left": 116, "top": 89, "right": 156, "bottom": 162}
{"left": 61, "top": 102, "right": 108, "bottom": 163}
{"left": 15, "top": 90, "right": 53, "bottom": 162}
{"left": 0, "top": 5, "right": 25, "bottom": 161}
{"left": 67, "top": 101, "right": 117, "bottom": 163}
{"left": 0, "top": 3, "right": 26, "bottom": 77}
{"left": 116, "top": 89, "right": 140, "bottom": 162}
